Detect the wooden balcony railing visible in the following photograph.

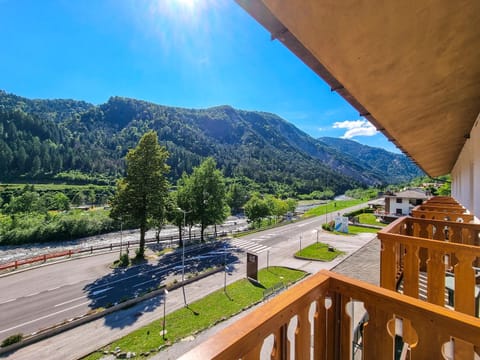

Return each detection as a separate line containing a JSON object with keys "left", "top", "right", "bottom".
{"left": 411, "top": 207, "right": 474, "bottom": 222}
{"left": 180, "top": 270, "right": 480, "bottom": 360}
{"left": 414, "top": 204, "right": 466, "bottom": 214}
{"left": 378, "top": 217, "right": 480, "bottom": 313}
{"left": 423, "top": 196, "right": 461, "bottom": 206}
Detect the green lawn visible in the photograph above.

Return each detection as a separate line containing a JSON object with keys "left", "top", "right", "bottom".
{"left": 302, "top": 199, "right": 364, "bottom": 218}
{"left": 82, "top": 267, "right": 306, "bottom": 359}
{"left": 357, "top": 213, "right": 385, "bottom": 227}
{"left": 346, "top": 225, "right": 379, "bottom": 234}
{"left": 295, "top": 242, "right": 344, "bottom": 261}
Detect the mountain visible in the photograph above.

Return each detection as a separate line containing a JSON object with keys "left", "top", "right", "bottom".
{"left": 0, "top": 90, "right": 422, "bottom": 195}
{"left": 319, "top": 137, "right": 422, "bottom": 184}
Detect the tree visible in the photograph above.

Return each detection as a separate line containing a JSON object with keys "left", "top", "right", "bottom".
{"left": 227, "top": 181, "right": 248, "bottom": 214}
{"left": 110, "top": 131, "right": 170, "bottom": 258}
{"left": 244, "top": 193, "right": 270, "bottom": 227}
{"left": 189, "top": 157, "right": 228, "bottom": 242}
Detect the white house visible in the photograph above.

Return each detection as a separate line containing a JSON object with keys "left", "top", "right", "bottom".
{"left": 384, "top": 189, "right": 428, "bottom": 217}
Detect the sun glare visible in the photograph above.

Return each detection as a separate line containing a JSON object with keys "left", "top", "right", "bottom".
{"left": 177, "top": 0, "right": 197, "bottom": 9}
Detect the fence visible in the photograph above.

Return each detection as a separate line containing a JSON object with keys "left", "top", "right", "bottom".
{"left": 0, "top": 230, "right": 229, "bottom": 272}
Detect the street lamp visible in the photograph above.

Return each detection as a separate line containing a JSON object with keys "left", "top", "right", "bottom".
{"left": 177, "top": 207, "right": 191, "bottom": 306}
{"left": 223, "top": 245, "right": 227, "bottom": 293}
{"left": 161, "top": 288, "right": 168, "bottom": 340}
{"left": 119, "top": 219, "right": 123, "bottom": 256}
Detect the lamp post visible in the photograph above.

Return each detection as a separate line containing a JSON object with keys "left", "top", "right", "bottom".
{"left": 177, "top": 207, "right": 191, "bottom": 306}
{"left": 223, "top": 245, "right": 227, "bottom": 293}
{"left": 162, "top": 288, "right": 168, "bottom": 340}
{"left": 119, "top": 219, "right": 123, "bottom": 256}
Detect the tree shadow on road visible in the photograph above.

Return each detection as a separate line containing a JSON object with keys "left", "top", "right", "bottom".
{"left": 82, "top": 241, "right": 240, "bottom": 329}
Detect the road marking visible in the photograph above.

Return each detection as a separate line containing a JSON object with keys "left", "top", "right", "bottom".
{"left": 133, "top": 279, "right": 156, "bottom": 288}
{"left": 54, "top": 295, "right": 86, "bottom": 307}
{"left": 47, "top": 286, "right": 61, "bottom": 292}
{"left": 0, "top": 298, "right": 16, "bottom": 305}
{"left": 92, "top": 287, "right": 113, "bottom": 296}
{"left": 0, "top": 301, "right": 90, "bottom": 334}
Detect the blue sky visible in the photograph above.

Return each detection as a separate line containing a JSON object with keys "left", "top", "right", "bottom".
{"left": 0, "top": 0, "right": 399, "bottom": 153}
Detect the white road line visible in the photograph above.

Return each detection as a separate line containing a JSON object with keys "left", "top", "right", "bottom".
{"left": 47, "top": 286, "right": 61, "bottom": 292}
{"left": 133, "top": 279, "right": 156, "bottom": 288}
{"left": 54, "top": 295, "right": 86, "bottom": 308}
{"left": 0, "top": 301, "right": 90, "bottom": 334}
{"left": 0, "top": 298, "right": 16, "bottom": 306}
{"left": 92, "top": 287, "right": 113, "bottom": 296}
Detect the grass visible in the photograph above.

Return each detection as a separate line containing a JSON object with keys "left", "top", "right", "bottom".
{"left": 82, "top": 266, "right": 306, "bottom": 359}
{"left": 347, "top": 225, "right": 380, "bottom": 234}
{"left": 357, "top": 213, "right": 385, "bottom": 227}
{"left": 295, "top": 242, "right": 344, "bottom": 261}
{"left": 302, "top": 199, "right": 364, "bottom": 218}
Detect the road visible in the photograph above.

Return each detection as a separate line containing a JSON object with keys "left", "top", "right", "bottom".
{"left": 0, "top": 242, "right": 237, "bottom": 339}
{"left": 0, "top": 203, "right": 368, "bottom": 343}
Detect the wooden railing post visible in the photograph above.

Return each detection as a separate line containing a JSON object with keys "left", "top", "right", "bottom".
{"left": 380, "top": 239, "right": 397, "bottom": 290}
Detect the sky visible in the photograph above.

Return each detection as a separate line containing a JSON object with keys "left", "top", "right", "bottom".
{"left": 0, "top": 0, "right": 399, "bottom": 153}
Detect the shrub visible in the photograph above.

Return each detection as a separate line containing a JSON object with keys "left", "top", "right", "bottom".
{"left": 1, "top": 333, "right": 23, "bottom": 348}
{"left": 118, "top": 253, "right": 129, "bottom": 267}
{"left": 322, "top": 221, "right": 335, "bottom": 232}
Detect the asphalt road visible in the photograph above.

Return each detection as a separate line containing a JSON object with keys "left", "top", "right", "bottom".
{"left": 0, "top": 203, "right": 368, "bottom": 343}
{"left": 0, "top": 242, "right": 238, "bottom": 340}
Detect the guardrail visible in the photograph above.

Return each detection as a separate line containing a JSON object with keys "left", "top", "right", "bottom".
{"left": 0, "top": 230, "right": 229, "bottom": 272}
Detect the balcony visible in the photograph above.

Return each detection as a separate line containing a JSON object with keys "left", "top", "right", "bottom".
{"left": 179, "top": 198, "right": 480, "bottom": 359}
{"left": 180, "top": 269, "right": 480, "bottom": 359}
{"left": 411, "top": 197, "right": 475, "bottom": 223}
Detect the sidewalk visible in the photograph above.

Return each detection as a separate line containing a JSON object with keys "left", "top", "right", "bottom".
{"left": 3, "top": 231, "right": 378, "bottom": 360}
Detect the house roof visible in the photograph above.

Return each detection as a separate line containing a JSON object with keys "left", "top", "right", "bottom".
{"left": 387, "top": 189, "right": 428, "bottom": 200}
{"left": 236, "top": 0, "right": 480, "bottom": 177}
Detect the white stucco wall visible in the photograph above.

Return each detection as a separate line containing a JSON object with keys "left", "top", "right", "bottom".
{"left": 452, "top": 112, "right": 480, "bottom": 221}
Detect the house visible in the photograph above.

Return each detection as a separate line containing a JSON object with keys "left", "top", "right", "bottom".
{"left": 181, "top": 1, "right": 480, "bottom": 358}
{"left": 384, "top": 188, "right": 428, "bottom": 217}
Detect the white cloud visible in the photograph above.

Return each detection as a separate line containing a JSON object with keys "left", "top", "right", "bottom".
{"left": 332, "top": 119, "right": 378, "bottom": 139}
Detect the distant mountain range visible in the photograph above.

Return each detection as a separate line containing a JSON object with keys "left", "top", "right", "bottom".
{"left": 0, "top": 90, "right": 423, "bottom": 195}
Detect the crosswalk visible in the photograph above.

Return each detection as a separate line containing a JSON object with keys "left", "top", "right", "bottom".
{"left": 228, "top": 237, "right": 271, "bottom": 254}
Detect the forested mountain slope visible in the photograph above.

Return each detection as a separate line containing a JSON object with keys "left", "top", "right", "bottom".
{"left": 0, "top": 91, "right": 422, "bottom": 194}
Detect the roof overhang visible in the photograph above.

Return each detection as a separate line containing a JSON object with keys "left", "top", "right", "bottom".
{"left": 236, "top": 0, "right": 480, "bottom": 177}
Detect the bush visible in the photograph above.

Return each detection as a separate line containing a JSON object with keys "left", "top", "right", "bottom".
{"left": 118, "top": 253, "right": 130, "bottom": 267}
{"left": 1, "top": 333, "right": 23, "bottom": 348}
{"left": 344, "top": 207, "right": 373, "bottom": 218}
{"left": 322, "top": 221, "right": 335, "bottom": 232}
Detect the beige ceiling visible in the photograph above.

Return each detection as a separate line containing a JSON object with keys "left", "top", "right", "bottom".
{"left": 236, "top": 0, "right": 480, "bottom": 177}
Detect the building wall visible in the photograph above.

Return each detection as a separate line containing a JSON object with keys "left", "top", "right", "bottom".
{"left": 452, "top": 112, "right": 480, "bottom": 221}
{"left": 385, "top": 197, "right": 412, "bottom": 216}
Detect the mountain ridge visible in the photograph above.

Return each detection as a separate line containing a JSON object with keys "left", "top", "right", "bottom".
{"left": 0, "top": 90, "right": 423, "bottom": 194}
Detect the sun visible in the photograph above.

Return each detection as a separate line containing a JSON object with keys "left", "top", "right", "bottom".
{"left": 176, "top": 0, "right": 198, "bottom": 10}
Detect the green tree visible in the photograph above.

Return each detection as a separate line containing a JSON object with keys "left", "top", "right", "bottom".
{"left": 189, "top": 157, "right": 228, "bottom": 242}
{"left": 285, "top": 198, "right": 298, "bottom": 213}
{"left": 227, "top": 181, "right": 248, "bottom": 214}
{"left": 244, "top": 193, "right": 270, "bottom": 227}
{"left": 110, "top": 131, "right": 170, "bottom": 258}
{"left": 6, "top": 191, "right": 41, "bottom": 213}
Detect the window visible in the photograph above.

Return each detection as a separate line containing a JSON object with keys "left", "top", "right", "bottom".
{"left": 396, "top": 208, "right": 403, "bottom": 215}
{"left": 396, "top": 198, "right": 402, "bottom": 204}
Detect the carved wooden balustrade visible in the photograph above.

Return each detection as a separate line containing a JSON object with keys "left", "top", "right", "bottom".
{"left": 411, "top": 207, "right": 474, "bottom": 222}
{"left": 414, "top": 204, "right": 466, "bottom": 214}
{"left": 423, "top": 196, "right": 461, "bottom": 206}
{"left": 180, "top": 270, "right": 480, "bottom": 360}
